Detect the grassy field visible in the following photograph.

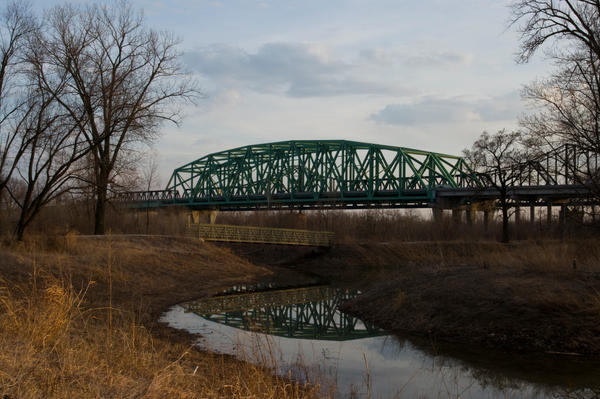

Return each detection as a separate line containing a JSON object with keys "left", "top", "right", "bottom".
{"left": 0, "top": 234, "right": 322, "bottom": 398}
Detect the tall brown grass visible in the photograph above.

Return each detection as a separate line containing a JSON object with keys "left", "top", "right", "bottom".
{"left": 0, "top": 237, "right": 325, "bottom": 398}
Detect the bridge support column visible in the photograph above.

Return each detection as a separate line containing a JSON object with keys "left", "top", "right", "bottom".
{"left": 189, "top": 210, "right": 201, "bottom": 225}
{"left": 514, "top": 204, "right": 521, "bottom": 226}
{"left": 465, "top": 208, "right": 473, "bottom": 226}
{"left": 483, "top": 210, "right": 490, "bottom": 231}
{"left": 188, "top": 210, "right": 219, "bottom": 225}
{"left": 559, "top": 204, "right": 566, "bottom": 228}
{"left": 451, "top": 208, "right": 461, "bottom": 224}
{"left": 208, "top": 210, "right": 218, "bottom": 225}
{"left": 547, "top": 204, "right": 552, "bottom": 226}
{"left": 432, "top": 207, "right": 443, "bottom": 225}
{"left": 530, "top": 204, "right": 535, "bottom": 227}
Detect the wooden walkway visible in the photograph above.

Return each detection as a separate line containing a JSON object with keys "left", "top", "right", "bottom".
{"left": 186, "top": 223, "right": 334, "bottom": 246}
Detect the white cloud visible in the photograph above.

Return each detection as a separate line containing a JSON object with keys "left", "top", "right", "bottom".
{"left": 370, "top": 92, "right": 522, "bottom": 126}
{"left": 359, "top": 48, "right": 473, "bottom": 67}
{"left": 184, "top": 42, "right": 407, "bottom": 97}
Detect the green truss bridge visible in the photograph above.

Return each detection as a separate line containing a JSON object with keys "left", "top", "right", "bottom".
{"left": 124, "top": 140, "right": 482, "bottom": 210}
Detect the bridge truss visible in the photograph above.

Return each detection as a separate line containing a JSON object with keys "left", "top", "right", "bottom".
{"left": 126, "top": 140, "right": 481, "bottom": 210}
{"left": 184, "top": 286, "right": 381, "bottom": 341}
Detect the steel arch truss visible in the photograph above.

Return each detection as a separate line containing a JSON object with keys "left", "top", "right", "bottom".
{"left": 163, "top": 140, "right": 481, "bottom": 209}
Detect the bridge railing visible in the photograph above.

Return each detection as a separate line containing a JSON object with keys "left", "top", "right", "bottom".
{"left": 484, "top": 144, "right": 600, "bottom": 187}
{"left": 116, "top": 189, "right": 179, "bottom": 202}
{"left": 186, "top": 223, "right": 335, "bottom": 246}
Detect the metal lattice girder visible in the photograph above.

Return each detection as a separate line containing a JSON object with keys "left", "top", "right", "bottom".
{"left": 164, "top": 140, "right": 480, "bottom": 208}
{"left": 184, "top": 286, "right": 381, "bottom": 341}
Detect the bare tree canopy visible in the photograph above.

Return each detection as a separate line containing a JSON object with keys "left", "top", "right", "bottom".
{"left": 31, "top": 0, "right": 198, "bottom": 234}
{"left": 511, "top": 0, "right": 600, "bottom": 62}
{"left": 0, "top": 1, "right": 37, "bottom": 195}
{"left": 521, "top": 50, "right": 600, "bottom": 151}
{"left": 7, "top": 84, "right": 89, "bottom": 240}
{"left": 513, "top": 1, "right": 600, "bottom": 198}
{"left": 464, "top": 130, "right": 528, "bottom": 242}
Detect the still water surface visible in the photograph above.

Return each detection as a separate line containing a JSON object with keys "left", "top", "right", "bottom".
{"left": 161, "top": 285, "right": 600, "bottom": 398}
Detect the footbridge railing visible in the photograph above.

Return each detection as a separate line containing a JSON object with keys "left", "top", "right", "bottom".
{"left": 186, "top": 223, "right": 334, "bottom": 246}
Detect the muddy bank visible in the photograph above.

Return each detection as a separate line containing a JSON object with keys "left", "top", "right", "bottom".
{"left": 225, "top": 239, "right": 600, "bottom": 355}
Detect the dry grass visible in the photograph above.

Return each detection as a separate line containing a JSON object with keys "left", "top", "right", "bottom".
{"left": 0, "top": 235, "right": 323, "bottom": 398}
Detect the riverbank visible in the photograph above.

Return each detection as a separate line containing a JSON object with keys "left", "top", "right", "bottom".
{"left": 0, "top": 235, "right": 320, "bottom": 398}
{"left": 3, "top": 235, "right": 600, "bottom": 397}
{"left": 227, "top": 239, "right": 600, "bottom": 356}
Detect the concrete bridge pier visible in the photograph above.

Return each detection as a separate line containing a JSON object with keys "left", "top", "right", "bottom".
{"left": 189, "top": 210, "right": 219, "bottom": 225}
{"left": 432, "top": 207, "right": 443, "bottom": 225}
{"left": 465, "top": 207, "right": 473, "bottom": 226}
{"left": 547, "top": 204, "right": 552, "bottom": 226}
{"left": 529, "top": 203, "right": 535, "bottom": 227}
{"left": 559, "top": 204, "right": 567, "bottom": 228}
{"left": 514, "top": 204, "right": 521, "bottom": 226}
{"left": 483, "top": 210, "right": 490, "bottom": 231}
{"left": 452, "top": 208, "right": 462, "bottom": 224}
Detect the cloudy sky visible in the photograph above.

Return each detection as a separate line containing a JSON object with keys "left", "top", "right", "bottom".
{"left": 40, "top": 0, "right": 551, "bottom": 186}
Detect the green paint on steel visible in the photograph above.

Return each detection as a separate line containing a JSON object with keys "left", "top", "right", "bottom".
{"left": 184, "top": 286, "right": 381, "bottom": 341}
{"left": 163, "top": 140, "right": 480, "bottom": 208}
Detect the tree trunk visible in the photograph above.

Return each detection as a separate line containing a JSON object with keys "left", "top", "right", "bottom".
{"left": 500, "top": 196, "right": 510, "bottom": 243}
{"left": 15, "top": 219, "right": 26, "bottom": 241}
{"left": 94, "top": 171, "right": 109, "bottom": 235}
{"left": 14, "top": 205, "right": 33, "bottom": 241}
{"left": 0, "top": 189, "right": 4, "bottom": 234}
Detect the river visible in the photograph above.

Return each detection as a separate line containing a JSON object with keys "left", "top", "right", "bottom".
{"left": 161, "top": 284, "right": 600, "bottom": 398}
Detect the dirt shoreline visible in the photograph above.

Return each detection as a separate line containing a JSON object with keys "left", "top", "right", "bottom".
{"left": 224, "top": 239, "right": 600, "bottom": 356}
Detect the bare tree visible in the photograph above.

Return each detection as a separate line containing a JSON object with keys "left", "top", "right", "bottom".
{"left": 0, "top": 1, "right": 37, "bottom": 198}
{"left": 512, "top": 1, "right": 600, "bottom": 199}
{"left": 464, "top": 130, "right": 527, "bottom": 243}
{"left": 7, "top": 86, "right": 89, "bottom": 240}
{"left": 140, "top": 149, "right": 159, "bottom": 233}
{"left": 32, "top": 1, "right": 197, "bottom": 235}
{"left": 511, "top": 0, "right": 600, "bottom": 63}
{"left": 521, "top": 49, "right": 600, "bottom": 191}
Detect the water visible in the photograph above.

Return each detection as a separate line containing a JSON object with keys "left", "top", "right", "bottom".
{"left": 161, "top": 285, "right": 600, "bottom": 398}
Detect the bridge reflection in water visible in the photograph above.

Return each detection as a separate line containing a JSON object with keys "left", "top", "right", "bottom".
{"left": 183, "top": 285, "right": 381, "bottom": 341}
